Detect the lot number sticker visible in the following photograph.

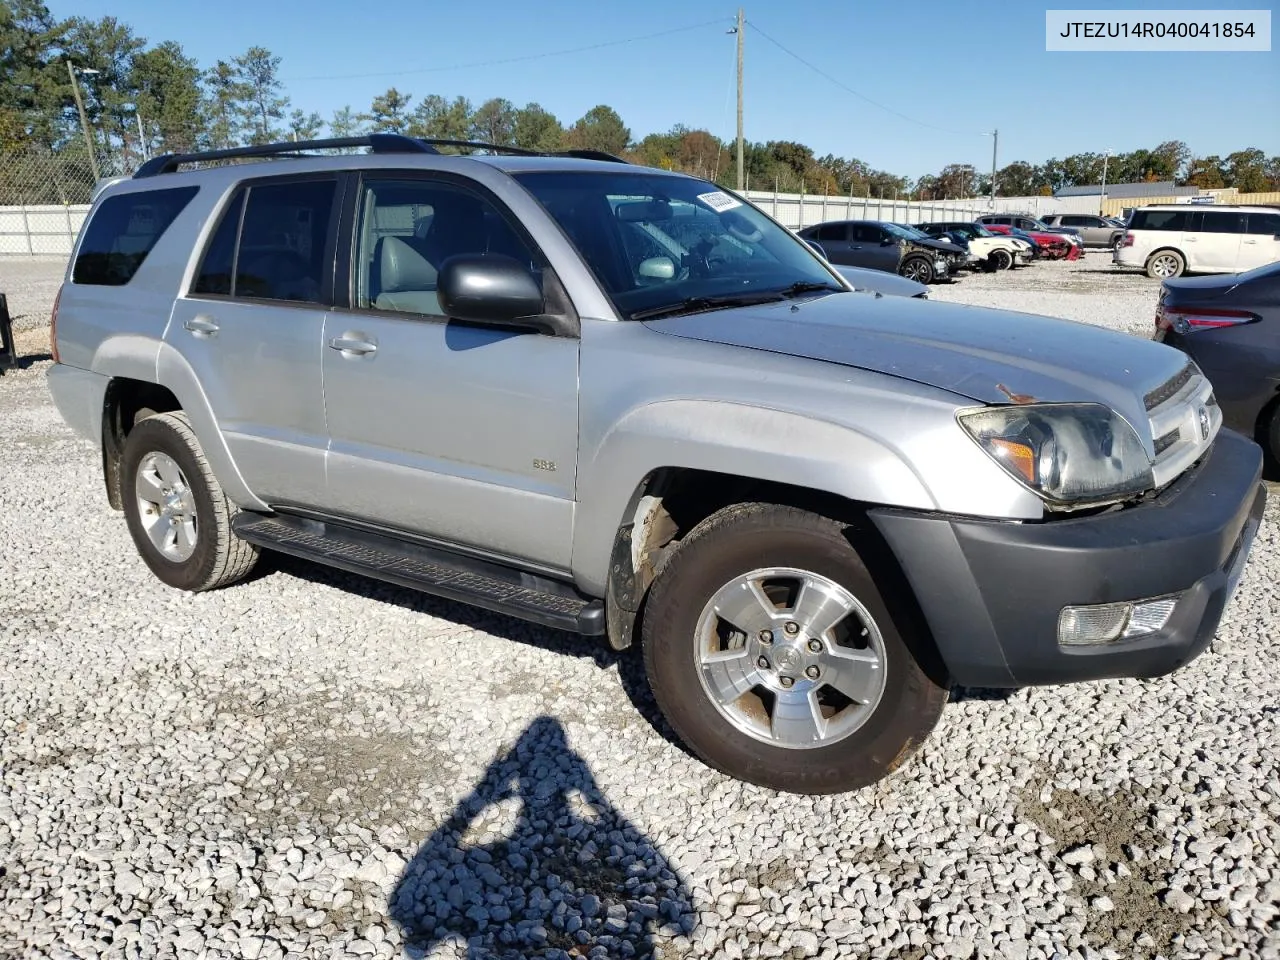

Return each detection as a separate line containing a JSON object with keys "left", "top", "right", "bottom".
{"left": 697, "top": 191, "right": 743, "bottom": 213}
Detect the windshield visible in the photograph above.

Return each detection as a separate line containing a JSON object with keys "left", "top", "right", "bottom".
{"left": 967, "top": 223, "right": 995, "bottom": 237}
{"left": 881, "top": 222, "right": 925, "bottom": 240}
{"left": 513, "top": 171, "right": 842, "bottom": 319}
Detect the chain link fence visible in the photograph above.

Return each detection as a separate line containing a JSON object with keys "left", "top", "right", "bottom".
{"left": 1, "top": 147, "right": 101, "bottom": 257}
{"left": 0, "top": 148, "right": 1072, "bottom": 258}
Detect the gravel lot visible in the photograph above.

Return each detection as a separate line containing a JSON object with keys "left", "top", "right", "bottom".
{"left": 2, "top": 254, "right": 1278, "bottom": 960}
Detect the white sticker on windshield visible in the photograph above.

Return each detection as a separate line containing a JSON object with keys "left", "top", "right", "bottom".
{"left": 696, "top": 191, "right": 742, "bottom": 213}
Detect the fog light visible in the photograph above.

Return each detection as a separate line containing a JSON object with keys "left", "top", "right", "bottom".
{"left": 1058, "top": 596, "right": 1179, "bottom": 646}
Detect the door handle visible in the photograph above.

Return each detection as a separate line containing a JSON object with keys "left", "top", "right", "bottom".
{"left": 1243, "top": 239, "right": 1258, "bottom": 244}
{"left": 328, "top": 335, "right": 378, "bottom": 357}
{"left": 184, "top": 316, "right": 219, "bottom": 337}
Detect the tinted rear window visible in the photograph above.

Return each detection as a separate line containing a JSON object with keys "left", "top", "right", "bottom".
{"left": 1130, "top": 209, "right": 1187, "bottom": 232}
{"left": 1246, "top": 211, "right": 1280, "bottom": 235}
{"left": 234, "top": 179, "right": 336, "bottom": 303}
{"left": 1199, "top": 211, "right": 1246, "bottom": 233}
{"left": 73, "top": 186, "right": 198, "bottom": 285}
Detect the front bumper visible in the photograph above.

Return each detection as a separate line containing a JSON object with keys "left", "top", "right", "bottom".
{"left": 871, "top": 429, "right": 1265, "bottom": 687}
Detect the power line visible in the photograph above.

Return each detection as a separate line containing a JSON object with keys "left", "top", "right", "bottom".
{"left": 284, "top": 19, "right": 730, "bottom": 82}
{"left": 745, "top": 20, "right": 986, "bottom": 138}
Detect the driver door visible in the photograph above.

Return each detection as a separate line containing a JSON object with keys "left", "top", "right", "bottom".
{"left": 321, "top": 173, "right": 580, "bottom": 570}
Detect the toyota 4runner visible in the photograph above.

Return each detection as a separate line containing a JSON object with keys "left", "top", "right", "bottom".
{"left": 47, "top": 135, "right": 1266, "bottom": 794}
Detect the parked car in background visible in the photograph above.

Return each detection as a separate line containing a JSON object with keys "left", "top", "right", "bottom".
{"left": 830, "top": 263, "right": 929, "bottom": 298}
{"left": 915, "top": 221, "right": 1029, "bottom": 271}
{"left": 1155, "top": 261, "right": 1280, "bottom": 460}
{"left": 889, "top": 223, "right": 979, "bottom": 271}
{"left": 1042, "top": 214, "right": 1125, "bottom": 250}
{"left": 978, "top": 213, "right": 1084, "bottom": 259}
{"left": 982, "top": 222, "right": 1073, "bottom": 260}
{"left": 797, "top": 220, "right": 960, "bottom": 283}
{"left": 1116, "top": 205, "right": 1280, "bottom": 279}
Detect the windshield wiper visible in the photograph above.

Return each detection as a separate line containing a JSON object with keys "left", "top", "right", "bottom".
{"left": 630, "top": 292, "right": 786, "bottom": 321}
{"left": 778, "top": 281, "right": 844, "bottom": 298}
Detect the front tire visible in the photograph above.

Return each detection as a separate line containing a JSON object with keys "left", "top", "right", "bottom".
{"left": 1146, "top": 249, "right": 1185, "bottom": 279}
{"left": 121, "top": 412, "right": 260, "bottom": 592}
{"left": 641, "top": 503, "right": 948, "bottom": 794}
{"left": 899, "top": 257, "right": 935, "bottom": 284}
{"left": 987, "top": 249, "right": 1013, "bottom": 272}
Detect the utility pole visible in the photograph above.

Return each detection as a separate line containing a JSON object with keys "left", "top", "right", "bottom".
{"left": 67, "top": 62, "right": 101, "bottom": 182}
{"left": 989, "top": 129, "right": 998, "bottom": 209}
{"left": 136, "top": 112, "right": 148, "bottom": 160}
{"left": 735, "top": 8, "right": 744, "bottom": 191}
{"left": 1099, "top": 149, "right": 1111, "bottom": 215}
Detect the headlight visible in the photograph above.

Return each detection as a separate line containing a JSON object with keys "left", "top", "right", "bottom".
{"left": 958, "top": 403, "right": 1153, "bottom": 507}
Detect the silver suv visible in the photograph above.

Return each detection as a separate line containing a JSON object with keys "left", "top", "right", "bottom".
{"left": 47, "top": 135, "right": 1265, "bottom": 795}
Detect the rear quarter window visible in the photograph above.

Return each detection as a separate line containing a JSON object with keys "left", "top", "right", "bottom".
{"left": 73, "top": 186, "right": 198, "bottom": 286}
{"left": 1129, "top": 210, "right": 1187, "bottom": 232}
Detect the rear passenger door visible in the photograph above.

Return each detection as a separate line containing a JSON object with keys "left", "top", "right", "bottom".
{"left": 169, "top": 175, "right": 339, "bottom": 507}
{"left": 321, "top": 172, "right": 579, "bottom": 571}
{"left": 1241, "top": 211, "right": 1280, "bottom": 270}
{"left": 1193, "top": 211, "right": 1246, "bottom": 272}
{"left": 814, "top": 222, "right": 851, "bottom": 262}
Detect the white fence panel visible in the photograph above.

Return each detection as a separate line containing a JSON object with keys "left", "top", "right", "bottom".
{"left": 0, "top": 204, "right": 90, "bottom": 258}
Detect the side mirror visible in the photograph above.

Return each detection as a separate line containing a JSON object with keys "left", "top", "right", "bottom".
{"left": 437, "top": 254, "right": 547, "bottom": 329}
{"left": 881, "top": 237, "right": 896, "bottom": 246}
{"left": 805, "top": 240, "right": 828, "bottom": 259}
{"left": 638, "top": 256, "right": 676, "bottom": 279}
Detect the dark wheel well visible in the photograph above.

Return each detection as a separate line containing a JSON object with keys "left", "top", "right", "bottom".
{"left": 1254, "top": 392, "right": 1280, "bottom": 478}
{"left": 603, "top": 467, "right": 947, "bottom": 686}
{"left": 102, "top": 378, "right": 181, "bottom": 510}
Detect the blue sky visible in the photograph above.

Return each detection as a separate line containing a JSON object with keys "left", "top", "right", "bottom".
{"left": 51, "top": 0, "right": 1279, "bottom": 179}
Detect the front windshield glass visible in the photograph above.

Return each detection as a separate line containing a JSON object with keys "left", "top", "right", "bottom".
{"left": 513, "top": 171, "right": 841, "bottom": 319}
{"left": 967, "top": 223, "right": 995, "bottom": 237}
{"left": 881, "top": 222, "right": 924, "bottom": 240}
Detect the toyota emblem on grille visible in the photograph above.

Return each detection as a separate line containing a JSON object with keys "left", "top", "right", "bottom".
{"left": 1198, "top": 406, "right": 1210, "bottom": 441}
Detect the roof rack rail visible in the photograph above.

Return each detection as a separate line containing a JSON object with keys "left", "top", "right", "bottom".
{"left": 133, "top": 134, "right": 436, "bottom": 178}
{"left": 134, "top": 134, "right": 630, "bottom": 179}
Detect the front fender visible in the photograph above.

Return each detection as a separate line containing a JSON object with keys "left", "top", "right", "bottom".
{"left": 570, "top": 399, "right": 936, "bottom": 595}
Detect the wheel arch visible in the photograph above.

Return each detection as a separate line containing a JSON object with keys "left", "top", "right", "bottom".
{"left": 577, "top": 401, "right": 938, "bottom": 651}
{"left": 100, "top": 343, "right": 267, "bottom": 513}
{"left": 1145, "top": 246, "right": 1187, "bottom": 275}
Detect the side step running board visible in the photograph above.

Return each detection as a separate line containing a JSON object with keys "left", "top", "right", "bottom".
{"left": 232, "top": 513, "right": 606, "bottom": 636}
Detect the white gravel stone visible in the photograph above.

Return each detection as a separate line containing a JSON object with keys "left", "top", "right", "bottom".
{"left": 1, "top": 256, "right": 1277, "bottom": 960}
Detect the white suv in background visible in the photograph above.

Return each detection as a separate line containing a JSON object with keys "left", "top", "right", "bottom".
{"left": 1115, "top": 204, "right": 1280, "bottom": 278}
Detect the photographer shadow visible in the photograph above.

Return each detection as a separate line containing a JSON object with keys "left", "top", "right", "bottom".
{"left": 390, "top": 716, "right": 693, "bottom": 959}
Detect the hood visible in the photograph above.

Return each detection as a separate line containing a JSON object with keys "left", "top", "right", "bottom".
{"left": 910, "top": 236, "right": 965, "bottom": 256}
{"left": 832, "top": 264, "right": 928, "bottom": 298}
{"left": 644, "top": 293, "right": 1186, "bottom": 436}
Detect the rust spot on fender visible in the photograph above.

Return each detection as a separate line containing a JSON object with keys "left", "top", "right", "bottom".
{"left": 996, "top": 383, "right": 1038, "bottom": 405}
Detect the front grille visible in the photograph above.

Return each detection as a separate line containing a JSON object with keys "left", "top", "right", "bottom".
{"left": 1146, "top": 365, "right": 1220, "bottom": 488}
{"left": 1144, "top": 362, "right": 1194, "bottom": 411}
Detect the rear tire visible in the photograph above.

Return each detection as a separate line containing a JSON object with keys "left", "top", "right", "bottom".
{"left": 641, "top": 503, "right": 948, "bottom": 794}
{"left": 121, "top": 412, "right": 260, "bottom": 592}
{"left": 1146, "top": 249, "right": 1185, "bottom": 279}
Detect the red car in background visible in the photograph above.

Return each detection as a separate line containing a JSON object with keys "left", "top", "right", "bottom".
{"left": 980, "top": 223, "right": 1079, "bottom": 260}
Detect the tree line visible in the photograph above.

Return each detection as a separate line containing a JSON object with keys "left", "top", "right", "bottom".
{"left": 3, "top": 0, "right": 1278, "bottom": 198}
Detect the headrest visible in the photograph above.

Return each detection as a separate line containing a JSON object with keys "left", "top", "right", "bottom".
{"left": 379, "top": 236, "right": 438, "bottom": 293}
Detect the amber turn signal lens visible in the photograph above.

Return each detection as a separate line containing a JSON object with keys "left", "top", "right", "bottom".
{"left": 988, "top": 438, "right": 1035, "bottom": 485}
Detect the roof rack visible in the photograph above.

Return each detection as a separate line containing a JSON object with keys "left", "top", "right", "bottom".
{"left": 133, "top": 134, "right": 628, "bottom": 179}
